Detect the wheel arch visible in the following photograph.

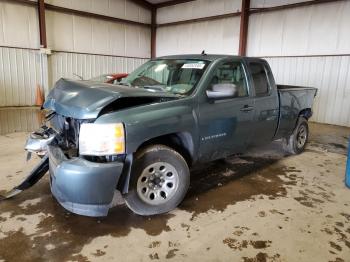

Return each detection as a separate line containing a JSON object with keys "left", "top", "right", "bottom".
{"left": 136, "top": 132, "right": 195, "bottom": 167}
{"left": 298, "top": 108, "right": 312, "bottom": 120}
{"left": 117, "top": 132, "right": 195, "bottom": 194}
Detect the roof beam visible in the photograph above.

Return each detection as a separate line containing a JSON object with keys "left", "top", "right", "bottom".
{"left": 157, "top": 12, "right": 241, "bottom": 27}
{"left": 155, "top": 0, "right": 196, "bottom": 9}
{"left": 249, "top": 0, "right": 344, "bottom": 14}
{"left": 129, "top": 0, "right": 154, "bottom": 10}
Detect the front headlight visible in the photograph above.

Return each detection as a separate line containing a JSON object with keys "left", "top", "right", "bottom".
{"left": 79, "top": 123, "right": 125, "bottom": 156}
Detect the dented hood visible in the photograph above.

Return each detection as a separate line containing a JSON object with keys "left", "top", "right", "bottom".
{"left": 44, "top": 78, "right": 178, "bottom": 119}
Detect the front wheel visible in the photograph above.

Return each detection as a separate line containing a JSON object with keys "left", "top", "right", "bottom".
{"left": 283, "top": 117, "right": 309, "bottom": 154}
{"left": 124, "top": 145, "right": 190, "bottom": 216}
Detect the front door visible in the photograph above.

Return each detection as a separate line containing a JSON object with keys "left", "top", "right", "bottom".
{"left": 197, "top": 59, "right": 255, "bottom": 162}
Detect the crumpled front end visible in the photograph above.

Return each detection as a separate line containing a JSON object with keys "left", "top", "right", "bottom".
{"left": 46, "top": 113, "right": 125, "bottom": 217}
{"left": 48, "top": 145, "right": 123, "bottom": 217}
{"left": 21, "top": 111, "right": 125, "bottom": 217}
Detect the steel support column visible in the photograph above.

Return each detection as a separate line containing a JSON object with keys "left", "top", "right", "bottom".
{"left": 238, "top": 0, "right": 250, "bottom": 56}
{"left": 38, "top": 0, "right": 47, "bottom": 48}
{"left": 151, "top": 8, "right": 157, "bottom": 58}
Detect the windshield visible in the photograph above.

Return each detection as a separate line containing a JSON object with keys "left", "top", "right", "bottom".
{"left": 120, "top": 59, "right": 210, "bottom": 95}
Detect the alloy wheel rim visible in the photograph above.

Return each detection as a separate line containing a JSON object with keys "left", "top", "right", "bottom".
{"left": 297, "top": 125, "right": 307, "bottom": 148}
{"left": 137, "top": 162, "right": 179, "bottom": 205}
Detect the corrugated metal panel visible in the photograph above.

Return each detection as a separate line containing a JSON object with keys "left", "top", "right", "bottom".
{"left": 45, "top": 0, "right": 151, "bottom": 24}
{"left": 48, "top": 51, "right": 148, "bottom": 87}
{"left": 0, "top": 107, "right": 43, "bottom": 135}
{"left": 247, "top": 1, "right": 350, "bottom": 56}
{"left": 251, "top": 0, "right": 308, "bottom": 8}
{"left": 265, "top": 56, "right": 350, "bottom": 127}
{"left": 157, "top": 0, "right": 241, "bottom": 24}
{"left": 156, "top": 17, "right": 240, "bottom": 57}
{"left": 0, "top": 47, "right": 42, "bottom": 107}
{"left": 0, "top": 1, "right": 39, "bottom": 49}
{"left": 46, "top": 10, "right": 151, "bottom": 58}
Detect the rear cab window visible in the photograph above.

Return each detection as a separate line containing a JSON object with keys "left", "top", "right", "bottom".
{"left": 249, "top": 62, "right": 271, "bottom": 97}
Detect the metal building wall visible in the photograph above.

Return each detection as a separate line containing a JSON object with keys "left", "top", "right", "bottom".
{"left": 45, "top": 8, "right": 151, "bottom": 58}
{"left": 157, "top": 0, "right": 241, "bottom": 24}
{"left": 0, "top": 0, "right": 151, "bottom": 106}
{"left": 0, "top": 47, "right": 42, "bottom": 106}
{"left": 0, "top": 107, "right": 43, "bottom": 135}
{"left": 156, "top": 0, "right": 241, "bottom": 56}
{"left": 156, "top": 0, "right": 350, "bottom": 127}
{"left": 266, "top": 56, "right": 350, "bottom": 127}
{"left": 0, "top": 1, "right": 39, "bottom": 49}
{"left": 156, "top": 18, "right": 241, "bottom": 56}
{"left": 247, "top": 0, "right": 350, "bottom": 127}
{"left": 49, "top": 52, "right": 148, "bottom": 86}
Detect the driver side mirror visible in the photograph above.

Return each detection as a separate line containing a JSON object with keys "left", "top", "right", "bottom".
{"left": 206, "top": 83, "right": 238, "bottom": 99}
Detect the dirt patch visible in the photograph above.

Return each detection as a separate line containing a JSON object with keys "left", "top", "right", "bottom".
{"left": 328, "top": 143, "right": 347, "bottom": 150}
{"left": 258, "top": 211, "right": 266, "bottom": 217}
{"left": 180, "top": 156, "right": 297, "bottom": 218}
{"left": 340, "top": 213, "right": 350, "bottom": 221}
{"left": 223, "top": 238, "right": 272, "bottom": 251}
{"left": 92, "top": 249, "right": 106, "bottom": 257}
{"left": 149, "top": 253, "right": 159, "bottom": 260}
{"left": 149, "top": 241, "right": 161, "bottom": 248}
{"left": 165, "top": 249, "right": 179, "bottom": 259}
{"left": 250, "top": 240, "right": 271, "bottom": 249}
{"left": 242, "top": 252, "right": 280, "bottom": 262}
{"left": 329, "top": 241, "right": 342, "bottom": 252}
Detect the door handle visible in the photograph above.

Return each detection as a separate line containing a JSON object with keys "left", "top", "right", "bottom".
{"left": 240, "top": 105, "right": 254, "bottom": 112}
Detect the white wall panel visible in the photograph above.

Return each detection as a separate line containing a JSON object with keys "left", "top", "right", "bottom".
{"left": 0, "top": 107, "right": 43, "bottom": 135}
{"left": 45, "top": 0, "right": 151, "bottom": 23}
{"left": 157, "top": 0, "right": 241, "bottom": 24}
{"left": 46, "top": 11, "right": 151, "bottom": 58}
{"left": 0, "top": 1, "right": 39, "bottom": 49}
{"left": 266, "top": 56, "right": 350, "bottom": 127}
{"left": 48, "top": 51, "right": 148, "bottom": 87}
{"left": 251, "top": 0, "right": 307, "bottom": 8}
{"left": 0, "top": 47, "right": 42, "bottom": 106}
{"left": 247, "top": 1, "right": 350, "bottom": 56}
{"left": 156, "top": 17, "right": 240, "bottom": 57}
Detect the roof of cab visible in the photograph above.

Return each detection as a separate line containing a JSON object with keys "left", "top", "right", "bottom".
{"left": 156, "top": 54, "right": 265, "bottom": 63}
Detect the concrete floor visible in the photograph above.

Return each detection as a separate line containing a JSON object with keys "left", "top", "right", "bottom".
{"left": 0, "top": 110, "right": 349, "bottom": 262}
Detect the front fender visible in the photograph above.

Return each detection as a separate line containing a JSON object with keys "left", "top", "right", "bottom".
{"left": 94, "top": 99, "right": 199, "bottom": 154}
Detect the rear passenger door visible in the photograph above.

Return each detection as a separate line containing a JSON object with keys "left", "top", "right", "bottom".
{"left": 247, "top": 60, "right": 279, "bottom": 146}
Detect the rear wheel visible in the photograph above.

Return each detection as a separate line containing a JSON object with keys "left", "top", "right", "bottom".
{"left": 124, "top": 145, "right": 190, "bottom": 216}
{"left": 283, "top": 117, "right": 309, "bottom": 154}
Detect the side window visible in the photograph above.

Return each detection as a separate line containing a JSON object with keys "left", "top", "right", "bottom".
{"left": 209, "top": 61, "right": 248, "bottom": 97}
{"left": 250, "top": 62, "right": 270, "bottom": 96}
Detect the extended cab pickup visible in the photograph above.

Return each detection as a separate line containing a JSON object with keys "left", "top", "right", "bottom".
{"left": 24, "top": 55, "right": 317, "bottom": 217}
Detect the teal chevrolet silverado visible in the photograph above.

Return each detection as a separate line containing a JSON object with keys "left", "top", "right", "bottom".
{"left": 1, "top": 55, "right": 317, "bottom": 217}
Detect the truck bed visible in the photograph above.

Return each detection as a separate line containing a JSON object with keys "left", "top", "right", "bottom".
{"left": 274, "top": 85, "right": 317, "bottom": 139}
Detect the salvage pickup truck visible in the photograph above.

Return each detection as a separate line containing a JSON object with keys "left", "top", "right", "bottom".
{"left": 1, "top": 55, "right": 317, "bottom": 217}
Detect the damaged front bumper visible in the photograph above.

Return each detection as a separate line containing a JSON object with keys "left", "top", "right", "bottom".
{"left": 47, "top": 145, "right": 124, "bottom": 217}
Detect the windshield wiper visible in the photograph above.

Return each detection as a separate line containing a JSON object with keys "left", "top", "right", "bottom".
{"left": 143, "top": 85, "right": 166, "bottom": 92}
{"left": 118, "top": 82, "right": 131, "bottom": 87}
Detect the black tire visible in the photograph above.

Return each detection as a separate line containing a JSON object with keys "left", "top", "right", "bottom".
{"left": 124, "top": 145, "right": 190, "bottom": 216}
{"left": 283, "top": 117, "right": 309, "bottom": 154}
